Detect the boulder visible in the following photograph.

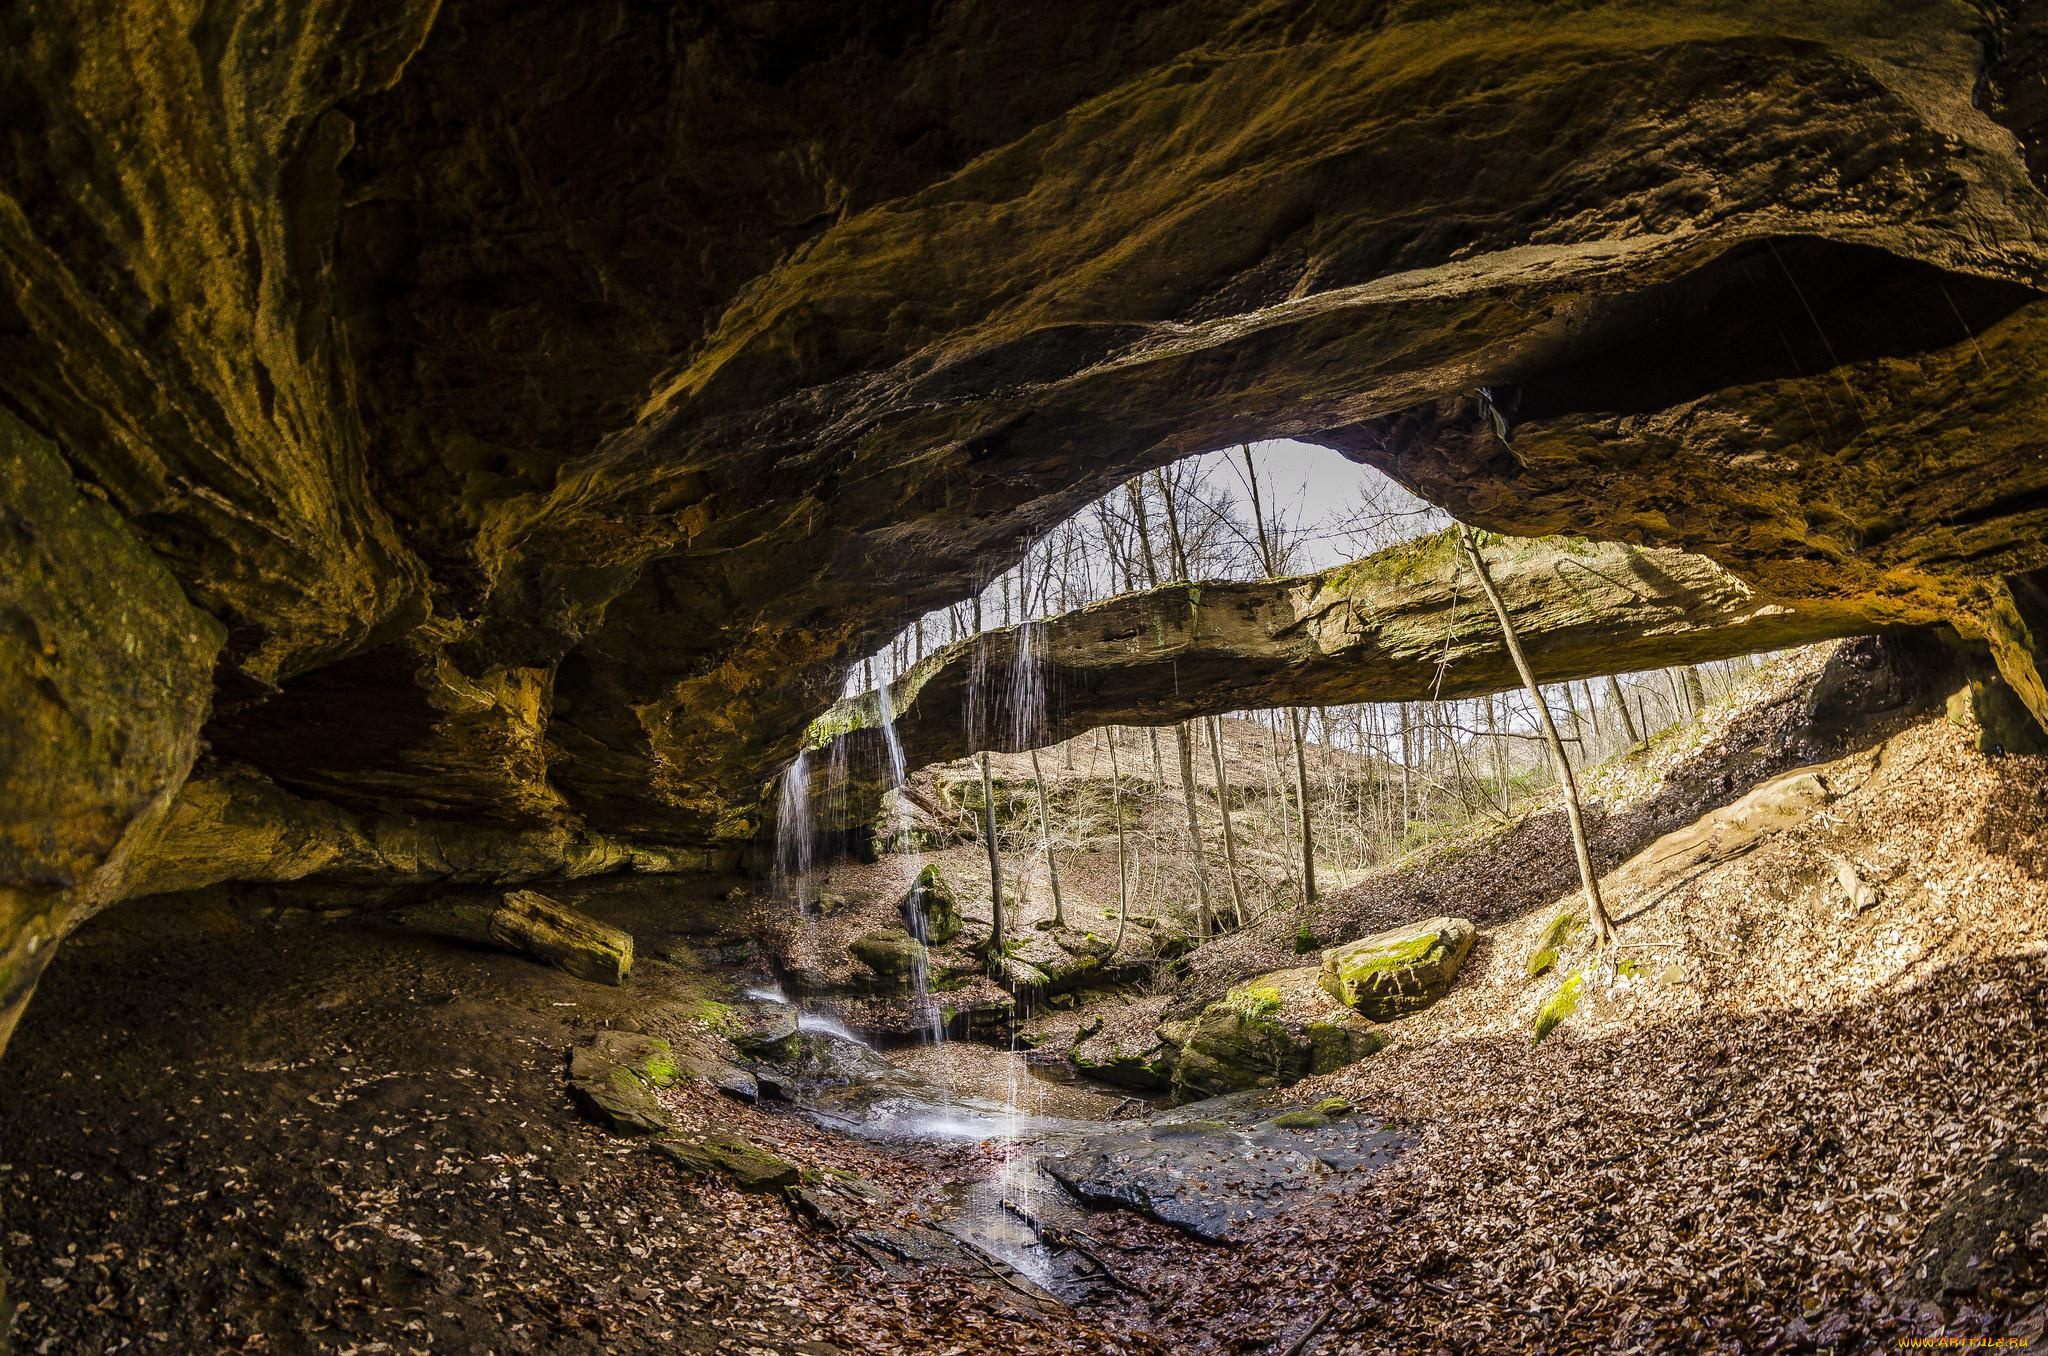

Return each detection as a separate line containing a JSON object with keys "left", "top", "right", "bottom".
{"left": 731, "top": 1001, "right": 801, "bottom": 1063}
{"left": 849, "top": 928, "right": 928, "bottom": 988}
{"left": 996, "top": 925, "right": 1113, "bottom": 997}
{"left": 1171, "top": 965, "right": 1387, "bottom": 1102}
{"left": 564, "top": 1030, "right": 679, "bottom": 1135}
{"left": 1319, "top": 916, "right": 1476, "bottom": 1020}
{"left": 1042, "top": 1099, "right": 1413, "bottom": 1242}
{"left": 490, "top": 889, "right": 635, "bottom": 986}
{"left": 651, "top": 1134, "right": 799, "bottom": 1193}
{"left": 668, "top": 1031, "right": 760, "bottom": 1103}
{"left": 901, "top": 864, "right": 964, "bottom": 944}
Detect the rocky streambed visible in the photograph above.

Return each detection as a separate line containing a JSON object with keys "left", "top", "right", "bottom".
{"left": 704, "top": 987, "right": 1418, "bottom": 1298}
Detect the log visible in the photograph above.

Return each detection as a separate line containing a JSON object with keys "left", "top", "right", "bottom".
{"left": 489, "top": 889, "right": 634, "bottom": 986}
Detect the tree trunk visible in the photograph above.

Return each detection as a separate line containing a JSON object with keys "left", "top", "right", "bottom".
{"left": 1028, "top": 745, "right": 1065, "bottom": 926}
{"left": 1174, "top": 722, "right": 1215, "bottom": 936}
{"left": 489, "top": 890, "right": 636, "bottom": 987}
{"left": 1458, "top": 525, "right": 1614, "bottom": 946}
{"left": 1206, "top": 716, "right": 1248, "bottom": 927}
{"left": 1288, "top": 707, "right": 1317, "bottom": 905}
{"left": 1106, "top": 729, "right": 1130, "bottom": 958}
{"left": 978, "top": 751, "right": 1005, "bottom": 947}
{"left": 1607, "top": 674, "right": 1642, "bottom": 746}
{"left": 1399, "top": 701, "right": 1414, "bottom": 833}
{"left": 1557, "top": 682, "right": 1584, "bottom": 767}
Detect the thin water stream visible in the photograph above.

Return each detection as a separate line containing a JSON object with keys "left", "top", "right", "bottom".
{"left": 798, "top": 1039, "right": 1147, "bottom": 1298}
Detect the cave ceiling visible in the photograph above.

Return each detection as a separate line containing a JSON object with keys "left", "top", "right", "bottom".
{"left": 3, "top": 0, "right": 2047, "bottom": 909}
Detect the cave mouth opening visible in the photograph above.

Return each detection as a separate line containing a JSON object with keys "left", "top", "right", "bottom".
{"left": 837, "top": 438, "right": 1449, "bottom": 706}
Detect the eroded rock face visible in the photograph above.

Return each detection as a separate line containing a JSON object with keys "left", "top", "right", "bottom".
{"left": 5, "top": 2, "right": 2048, "bottom": 1057}
{"left": 0, "top": 412, "right": 222, "bottom": 1053}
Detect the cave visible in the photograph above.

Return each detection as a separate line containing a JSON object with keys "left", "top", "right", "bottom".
{"left": 3, "top": 3, "right": 2047, "bottom": 1352}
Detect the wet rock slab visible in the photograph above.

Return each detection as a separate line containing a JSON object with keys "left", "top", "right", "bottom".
{"left": 1040, "top": 1096, "right": 1413, "bottom": 1242}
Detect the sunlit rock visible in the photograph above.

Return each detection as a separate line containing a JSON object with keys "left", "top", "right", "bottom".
{"left": 1318, "top": 917, "right": 1477, "bottom": 1020}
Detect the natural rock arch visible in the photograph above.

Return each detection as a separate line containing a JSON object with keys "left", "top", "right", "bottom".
{"left": 3, "top": 0, "right": 2048, "bottom": 1060}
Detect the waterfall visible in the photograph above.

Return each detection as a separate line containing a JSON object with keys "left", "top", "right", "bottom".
{"left": 773, "top": 749, "right": 813, "bottom": 908}
{"left": 1006, "top": 619, "right": 1046, "bottom": 749}
{"left": 878, "top": 684, "right": 945, "bottom": 1045}
{"left": 963, "top": 632, "right": 992, "bottom": 749}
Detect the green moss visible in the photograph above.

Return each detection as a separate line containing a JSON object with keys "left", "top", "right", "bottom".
{"left": 1533, "top": 971, "right": 1586, "bottom": 1045}
{"left": 690, "top": 998, "right": 741, "bottom": 1035}
{"left": 1293, "top": 925, "right": 1323, "bottom": 954}
{"left": 1329, "top": 930, "right": 1438, "bottom": 990}
{"left": 1312, "top": 1096, "right": 1353, "bottom": 1117}
{"left": 1222, "top": 982, "right": 1284, "bottom": 1018}
{"left": 1326, "top": 528, "right": 1459, "bottom": 594}
{"left": 802, "top": 693, "right": 879, "bottom": 748}
{"left": 1526, "top": 908, "right": 1584, "bottom": 978}
{"left": 1270, "top": 1110, "right": 1329, "bottom": 1130}
{"left": 1536, "top": 908, "right": 1584, "bottom": 953}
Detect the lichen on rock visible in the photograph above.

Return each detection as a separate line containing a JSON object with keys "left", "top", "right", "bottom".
{"left": 1319, "top": 917, "right": 1477, "bottom": 1020}
{"left": 1171, "top": 965, "right": 1387, "bottom": 1102}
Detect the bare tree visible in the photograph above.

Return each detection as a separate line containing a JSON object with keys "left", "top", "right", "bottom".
{"left": 1105, "top": 729, "right": 1130, "bottom": 958}
{"left": 978, "top": 750, "right": 1005, "bottom": 948}
{"left": 1458, "top": 524, "right": 1615, "bottom": 947}
{"left": 1606, "top": 674, "right": 1642, "bottom": 746}
{"left": 1028, "top": 744, "right": 1066, "bottom": 926}
{"left": 1241, "top": 446, "right": 1318, "bottom": 905}
{"left": 1206, "top": 716, "right": 1248, "bottom": 926}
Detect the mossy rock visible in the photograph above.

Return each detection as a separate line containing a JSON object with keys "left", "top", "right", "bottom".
{"left": 731, "top": 1005, "right": 801, "bottom": 1063}
{"left": 1533, "top": 970, "right": 1587, "bottom": 1044}
{"left": 1072, "top": 1045, "right": 1177, "bottom": 1091}
{"left": 1312, "top": 1095, "right": 1353, "bottom": 1117}
{"left": 849, "top": 928, "right": 928, "bottom": 985}
{"left": 1293, "top": 925, "right": 1325, "bottom": 955}
{"left": 1319, "top": 916, "right": 1476, "bottom": 1020}
{"left": 1306, "top": 1020, "right": 1388, "bottom": 1075}
{"left": 1070, "top": 1016, "right": 1178, "bottom": 1091}
{"left": 1527, "top": 908, "right": 1584, "bottom": 978}
{"left": 902, "top": 864, "right": 964, "bottom": 944}
{"left": 564, "top": 1031, "right": 680, "bottom": 1136}
{"left": 1269, "top": 1110, "right": 1329, "bottom": 1130}
{"left": 1221, "top": 981, "right": 1284, "bottom": 1018}
{"left": 652, "top": 1133, "right": 800, "bottom": 1193}
{"left": 1171, "top": 965, "right": 1386, "bottom": 1102}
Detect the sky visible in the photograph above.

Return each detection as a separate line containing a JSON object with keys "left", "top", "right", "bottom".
{"left": 845, "top": 439, "right": 1448, "bottom": 696}
{"left": 1178, "top": 437, "right": 1444, "bottom": 573}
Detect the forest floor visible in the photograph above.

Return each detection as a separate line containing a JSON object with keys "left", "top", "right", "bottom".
{"left": 1049, "top": 709, "right": 2048, "bottom": 1352}
{"left": 0, "top": 883, "right": 1148, "bottom": 1354}
{"left": 2, "top": 649, "right": 2044, "bottom": 1353}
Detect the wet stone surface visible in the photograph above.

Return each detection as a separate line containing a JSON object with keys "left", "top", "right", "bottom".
{"left": 1040, "top": 1096, "right": 1414, "bottom": 1243}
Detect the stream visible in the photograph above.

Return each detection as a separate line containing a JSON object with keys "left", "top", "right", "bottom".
{"left": 740, "top": 988, "right": 1413, "bottom": 1301}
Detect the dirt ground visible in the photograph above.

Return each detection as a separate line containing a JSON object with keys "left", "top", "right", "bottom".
{"left": 0, "top": 882, "right": 1152, "bottom": 1354}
